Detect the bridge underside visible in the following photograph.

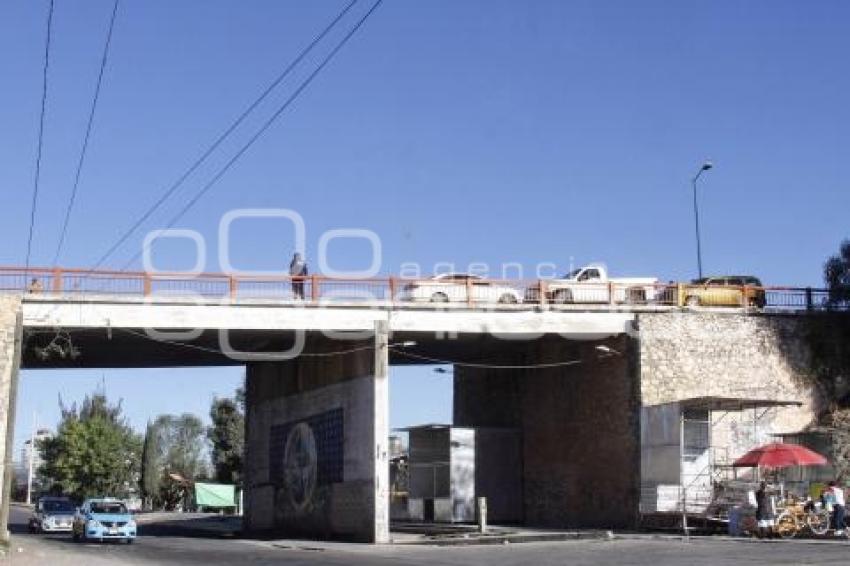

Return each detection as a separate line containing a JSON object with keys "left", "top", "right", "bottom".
{"left": 7, "top": 298, "right": 642, "bottom": 542}
{"left": 20, "top": 328, "right": 618, "bottom": 369}
{"left": 4, "top": 296, "right": 848, "bottom": 542}
{"left": 18, "top": 297, "right": 634, "bottom": 369}
{"left": 240, "top": 329, "right": 639, "bottom": 541}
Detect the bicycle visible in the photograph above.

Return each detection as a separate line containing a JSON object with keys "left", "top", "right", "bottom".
{"left": 773, "top": 503, "right": 831, "bottom": 539}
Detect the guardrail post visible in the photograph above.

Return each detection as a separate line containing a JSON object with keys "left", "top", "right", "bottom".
{"left": 608, "top": 282, "right": 616, "bottom": 305}
{"left": 539, "top": 280, "right": 548, "bottom": 307}
{"left": 52, "top": 267, "right": 62, "bottom": 292}
{"left": 229, "top": 276, "right": 237, "bottom": 301}
{"left": 143, "top": 274, "right": 152, "bottom": 296}
{"left": 741, "top": 285, "right": 748, "bottom": 308}
{"left": 466, "top": 277, "right": 474, "bottom": 307}
{"left": 677, "top": 283, "right": 684, "bottom": 307}
{"left": 311, "top": 275, "right": 319, "bottom": 303}
{"left": 805, "top": 287, "right": 813, "bottom": 311}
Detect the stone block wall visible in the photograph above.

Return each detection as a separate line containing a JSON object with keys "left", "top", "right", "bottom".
{"left": 637, "top": 312, "right": 819, "bottom": 436}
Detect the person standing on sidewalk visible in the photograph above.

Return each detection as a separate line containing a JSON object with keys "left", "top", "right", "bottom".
{"left": 289, "top": 252, "right": 308, "bottom": 300}
{"left": 827, "top": 481, "right": 845, "bottom": 536}
{"left": 755, "top": 482, "right": 774, "bottom": 539}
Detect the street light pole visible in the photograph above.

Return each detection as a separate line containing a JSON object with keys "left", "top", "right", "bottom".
{"left": 691, "top": 161, "right": 713, "bottom": 279}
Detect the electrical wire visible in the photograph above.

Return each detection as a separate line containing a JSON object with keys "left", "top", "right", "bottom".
{"left": 389, "top": 347, "right": 584, "bottom": 370}
{"left": 24, "top": 0, "right": 55, "bottom": 279}
{"left": 114, "top": 0, "right": 384, "bottom": 272}
{"left": 88, "top": 0, "right": 361, "bottom": 272}
{"left": 116, "top": 326, "right": 379, "bottom": 357}
{"left": 52, "top": 0, "right": 121, "bottom": 266}
{"left": 113, "top": 329, "right": 587, "bottom": 368}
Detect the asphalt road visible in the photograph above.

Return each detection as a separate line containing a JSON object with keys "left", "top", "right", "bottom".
{"left": 5, "top": 506, "right": 850, "bottom": 565}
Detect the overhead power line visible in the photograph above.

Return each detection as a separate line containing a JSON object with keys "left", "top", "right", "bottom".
{"left": 116, "top": 0, "right": 384, "bottom": 272}
{"left": 89, "top": 0, "right": 361, "bottom": 272}
{"left": 53, "top": 0, "right": 121, "bottom": 266}
{"left": 24, "top": 0, "right": 56, "bottom": 277}
{"left": 389, "top": 348, "right": 584, "bottom": 370}
{"left": 115, "top": 328, "right": 588, "bottom": 369}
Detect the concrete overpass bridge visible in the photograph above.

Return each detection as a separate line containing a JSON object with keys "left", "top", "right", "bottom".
{"left": 0, "top": 267, "right": 844, "bottom": 542}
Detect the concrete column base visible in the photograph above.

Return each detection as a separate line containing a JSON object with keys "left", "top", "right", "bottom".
{"left": 243, "top": 322, "right": 389, "bottom": 542}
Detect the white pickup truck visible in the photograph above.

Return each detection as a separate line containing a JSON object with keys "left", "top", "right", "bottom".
{"left": 527, "top": 263, "right": 659, "bottom": 304}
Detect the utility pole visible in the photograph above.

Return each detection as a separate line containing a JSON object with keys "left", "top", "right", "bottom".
{"left": 26, "top": 412, "right": 36, "bottom": 505}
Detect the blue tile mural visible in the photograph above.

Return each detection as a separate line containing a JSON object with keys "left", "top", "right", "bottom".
{"left": 270, "top": 408, "right": 344, "bottom": 511}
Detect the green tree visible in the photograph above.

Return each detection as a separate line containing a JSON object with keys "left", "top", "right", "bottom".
{"left": 208, "top": 395, "right": 244, "bottom": 485}
{"left": 38, "top": 393, "right": 141, "bottom": 501}
{"left": 147, "top": 413, "right": 208, "bottom": 509}
{"left": 157, "top": 413, "right": 207, "bottom": 480}
{"left": 825, "top": 239, "right": 850, "bottom": 306}
{"left": 139, "top": 420, "right": 161, "bottom": 508}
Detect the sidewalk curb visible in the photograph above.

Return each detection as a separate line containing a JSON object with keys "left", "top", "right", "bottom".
{"left": 615, "top": 532, "right": 850, "bottom": 546}
{"left": 395, "top": 530, "right": 616, "bottom": 546}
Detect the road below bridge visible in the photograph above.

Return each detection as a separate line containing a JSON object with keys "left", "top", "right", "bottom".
{"left": 6, "top": 505, "right": 850, "bottom": 565}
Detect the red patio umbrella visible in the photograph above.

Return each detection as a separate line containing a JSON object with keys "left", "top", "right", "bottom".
{"left": 732, "top": 442, "right": 828, "bottom": 468}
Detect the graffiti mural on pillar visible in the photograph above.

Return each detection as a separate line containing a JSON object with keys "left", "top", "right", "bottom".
{"left": 283, "top": 422, "right": 317, "bottom": 511}
{"left": 270, "top": 408, "right": 344, "bottom": 515}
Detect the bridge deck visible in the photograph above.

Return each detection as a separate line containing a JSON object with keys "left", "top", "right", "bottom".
{"left": 2, "top": 266, "right": 834, "bottom": 312}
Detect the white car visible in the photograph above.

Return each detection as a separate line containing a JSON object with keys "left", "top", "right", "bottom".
{"left": 397, "top": 274, "right": 522, "bottom": 304}
{"left": 526, "top": 263, "right": 658, "bottom": 304}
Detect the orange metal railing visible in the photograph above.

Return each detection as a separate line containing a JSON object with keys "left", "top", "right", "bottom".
{"left": 0, "top": 266, "right": 839, "bottom": 311}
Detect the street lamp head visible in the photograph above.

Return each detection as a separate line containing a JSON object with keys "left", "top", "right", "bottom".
{"left": 701, "top": 161, "right": 713, "bottom": 171}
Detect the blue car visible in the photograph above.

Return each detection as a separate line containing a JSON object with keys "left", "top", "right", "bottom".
{"left": 72, "top": 498, "right": 137, "bottom": 543}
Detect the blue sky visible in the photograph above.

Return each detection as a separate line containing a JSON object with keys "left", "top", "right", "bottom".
{"left": 2, "top": 0, "right": 848, "bottom": 454}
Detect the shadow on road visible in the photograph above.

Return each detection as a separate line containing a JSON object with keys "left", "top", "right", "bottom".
{"left": 9, "top": 521, "right": 31, "bottom": 535}
{"left": 135, "top": 515, "right": 241, "bottom": 539}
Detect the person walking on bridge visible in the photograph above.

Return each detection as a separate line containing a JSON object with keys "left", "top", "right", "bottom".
{"left": 289, "top": 252, "right": 308, "bottom": 300}
{"left": 27, "top": 277, "right": 43, "bottom": 294}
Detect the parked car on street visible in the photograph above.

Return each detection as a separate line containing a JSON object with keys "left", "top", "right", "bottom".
{"left": 682, "top": 275, "right": 766, "bottom": 308}
{"left": 72, "top": 498, "right": 136, "bottom": 544}
{"left": 525, "top": 263, "right": 659, "bottom": 304}
{"left": 28, "top": 496, "right": 75, "bottom": 533}
{"left": 397, "top": 273, "right": 523, "bottom": 304}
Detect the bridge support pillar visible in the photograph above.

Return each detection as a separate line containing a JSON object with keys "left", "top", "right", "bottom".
{"left": 0, "top": 297, "right": 23, "bottom": 544}
{"left": 453, "top": 334, "right": 641, "bottom": 529}
{"left": 243, "top": 321, "right": 390, "bottom": 543}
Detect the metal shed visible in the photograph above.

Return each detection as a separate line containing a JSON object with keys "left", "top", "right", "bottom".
{"left": 401, "top": 424, "right": 521, "bottom": 524}
{"left": 640, "top": 397, "right": 802, "bottom": 522}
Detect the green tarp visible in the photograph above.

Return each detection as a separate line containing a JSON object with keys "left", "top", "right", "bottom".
{"left": 194, "top": 482, "right": 236, "bottom": 508}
